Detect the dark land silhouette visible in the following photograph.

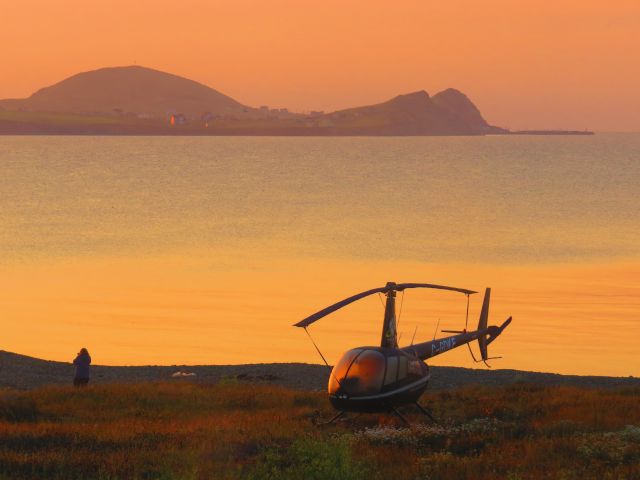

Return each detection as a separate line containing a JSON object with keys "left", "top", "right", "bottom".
{"left": 1, "top": 350, "right": 636, "bottom": 391}
{"left": 0, "top": 66, "right": 591, "bottom": 135}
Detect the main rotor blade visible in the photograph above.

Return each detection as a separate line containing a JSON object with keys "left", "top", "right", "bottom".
{"left": 395, "top": 283, "right": 477, "bottom": 295}
{"left": 293, "top": 286, "right": 387, "bottom": 327}
{"left": 294, "top": 282, "right": 476, "bottom": 328}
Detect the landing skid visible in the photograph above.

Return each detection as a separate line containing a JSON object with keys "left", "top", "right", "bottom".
{"left": 390, "top": 407, "right": 410, "bottom": 426}
{"left": 391, "top": 402, "right": 438, "bottom": 426}
{"left": 413, "top": 401, "right": 438, "bottom": 424}
{"left": 313, "top": 402, "right": 437, "bottom": 427}
{"left": 312, "top": 410, "right": 347, "bottom": 426}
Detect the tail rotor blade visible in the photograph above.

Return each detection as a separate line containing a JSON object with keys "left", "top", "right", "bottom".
{"left": 477, "top": 288, "right": 491, "bottom": 360}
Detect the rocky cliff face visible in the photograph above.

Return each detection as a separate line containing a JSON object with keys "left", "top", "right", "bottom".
{"left": 432, "top": 88, "right": 501, "bottom": 134}
{"left": 321, "top": 89, "right": 506, "bottom": 135}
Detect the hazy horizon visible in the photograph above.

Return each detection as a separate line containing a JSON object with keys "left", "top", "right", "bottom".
{"left": 1, "top": 0, "right": 639, "bottom": 131}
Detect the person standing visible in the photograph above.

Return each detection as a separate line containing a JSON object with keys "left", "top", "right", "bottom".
{"left": 73, "top": 348, "right": 91, "bottom": 387}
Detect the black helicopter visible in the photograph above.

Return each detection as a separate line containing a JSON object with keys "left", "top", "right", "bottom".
{"left": 294, "top": 282, "right": 512, "bottom": 424}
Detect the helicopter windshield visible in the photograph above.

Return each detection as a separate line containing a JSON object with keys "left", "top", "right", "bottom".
{"left": 328, "top": 349, "right": 385, "bottom": 396}
{"left": 328, "top": 349, "right": 362, "bottom": 394}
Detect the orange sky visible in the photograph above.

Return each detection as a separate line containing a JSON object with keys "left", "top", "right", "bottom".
{"left": 1, "top": 0, "right": 639, "bottom": 130}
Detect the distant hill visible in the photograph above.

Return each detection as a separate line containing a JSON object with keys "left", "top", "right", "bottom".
{"left": 312, "top": 89, "right": 506, "bottom": 135}
{"left": 432, "top": 88, "right": 499, "bottom": 133}
{"left": 0, "top": 65, "right": 250, "bottom": 119}
{"left": 2, "top": 65, "right": 586, "bottom": 135}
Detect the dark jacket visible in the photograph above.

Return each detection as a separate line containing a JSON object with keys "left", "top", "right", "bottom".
{"left": 73, "top": 352, "right": 91, "bottom": 379}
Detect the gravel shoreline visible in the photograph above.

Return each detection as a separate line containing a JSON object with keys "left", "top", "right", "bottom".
{"left": 1, "top": 350, "right": 638, "bottom": 391}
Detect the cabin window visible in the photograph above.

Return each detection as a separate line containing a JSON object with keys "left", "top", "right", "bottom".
{"left": 408, "top": 358, "right": 424, "bottom": 377}
{"left": 328, "top": 349, "right": 362, "bottom": 394}
{"left": 384, "top": 356, "right": 398, "bottom": 385}
{"left": 342, "top": 350, "right": 385, "bottom": 395}
{"left": 398, "top": 355, "right": 408, "bottom": 380}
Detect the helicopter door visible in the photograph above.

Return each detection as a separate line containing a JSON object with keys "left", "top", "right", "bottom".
{"left": 398, "top": 355, "right": 408, "bottom": 380}
{"left": 384, "top": 356, "right": 398, "bottom": 385}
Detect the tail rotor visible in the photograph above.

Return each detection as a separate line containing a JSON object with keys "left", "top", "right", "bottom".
{"left": 469, "top": 288, "right": 512, "bottom": 367}
{"left": 477, "top": 288, "right": 491, "bottom": 361}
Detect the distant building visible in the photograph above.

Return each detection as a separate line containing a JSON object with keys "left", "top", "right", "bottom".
{"left": 170, "top": 113, "right": 187, "bottom": 125}
{"left": 201, "top": 112, "right": 218, "bottom": 128}
{"left": 310, "top": 110, "right": 324, "bottom": 117}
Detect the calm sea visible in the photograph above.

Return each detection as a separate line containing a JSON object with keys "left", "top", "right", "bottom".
{"left": 1, "top": 135, "right": 639, "bottom": 375}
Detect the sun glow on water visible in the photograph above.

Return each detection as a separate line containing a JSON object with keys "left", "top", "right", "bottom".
{"left": 1, "top": 135, "right": 639, "bottom": 376}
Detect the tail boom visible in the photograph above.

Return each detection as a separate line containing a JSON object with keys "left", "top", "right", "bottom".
{"left": 401, "top": 287, "right": 512, "bottom": 363}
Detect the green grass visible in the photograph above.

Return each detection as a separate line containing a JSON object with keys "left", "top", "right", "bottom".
{"left": 0, "top": 382, "right": 639, "bottom": 479}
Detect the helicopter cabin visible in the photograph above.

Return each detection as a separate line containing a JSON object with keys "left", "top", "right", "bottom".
{"left": 328, "top": 347, "right": 430, "bottom": 411}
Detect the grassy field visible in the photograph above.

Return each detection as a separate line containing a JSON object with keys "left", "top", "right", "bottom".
{"left": 0, "top": 382, "right": 639, "bottom": 480}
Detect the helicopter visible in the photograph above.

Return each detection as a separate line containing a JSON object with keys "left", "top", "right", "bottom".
{"left": 294, "top": 282, "right": 512, "bottom": 424}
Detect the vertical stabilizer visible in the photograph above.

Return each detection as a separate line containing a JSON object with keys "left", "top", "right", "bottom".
{"left": 477, "top": 288, "right": 490, "bottom": 360}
